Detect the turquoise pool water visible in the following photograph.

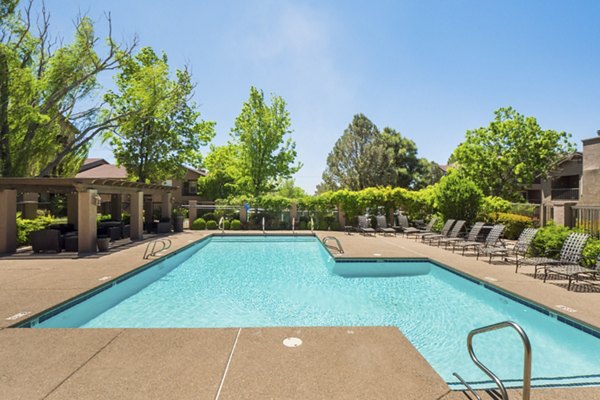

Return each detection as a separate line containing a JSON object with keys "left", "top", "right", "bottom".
{"left": 28, "top": 236, "right": 600, "bottom": 389}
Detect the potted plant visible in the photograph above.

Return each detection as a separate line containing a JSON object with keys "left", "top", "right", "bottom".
{"left": 172, "top": 207, "right": 187, "bottom": 232}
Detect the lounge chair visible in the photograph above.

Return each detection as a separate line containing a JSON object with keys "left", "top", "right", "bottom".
{"left": 473, "top": 224, "right": 506, "bottom": 260}
{"left": 515, "top": 232, "right": 589, "bottom": 277}
{"left": 376, "top": 216, "right": 396, "bottom": 236}
{"left": 419, "top": 219, "right": 456, "bottom": 242}
{"left": 483, "top": 228, "right": 539, "bottom": 267}
{"left": 401, "top": 216, "right": 437, "bottom": 238}
{"left": 358, "top": 215, "right": 376, "bottom": 236}
{"left": 449, "top": 222, "right": 485, "bottom": 253}
{"left": 428, "top": 220, "right": 466, "bottom": 247}
{"left": 544, "top": 254, "right": 599, "bottom": 291}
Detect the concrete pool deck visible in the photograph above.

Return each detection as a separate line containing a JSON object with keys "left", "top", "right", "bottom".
{"left": 0, "top": 230, "right": 599, "bottom": 399}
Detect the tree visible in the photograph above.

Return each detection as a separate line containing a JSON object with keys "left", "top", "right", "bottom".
{"left": 435, "top": 169, "right": 483, "bottom": 224}
{"left": 275, "top": 179, "right": 307, "bottom": 198}
{"left": 230, "top": 86, "right": 301, "bottom": 197}
{"left": 0, "top": 1, "right": 136, "bottom": 177}
{"left": 450, "top": 107, "right": 575, "bottom": 200}
{"left": 105, "top": 47, "right": 215, "bottom": 183}
{"left": 319, "top": 114, "right": 437, "bottom": 191}
{"left": 197, "top": 143, "right": 242, "bottom": 200}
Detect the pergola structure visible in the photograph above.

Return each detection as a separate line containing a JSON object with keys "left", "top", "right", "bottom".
{"left": 0, "top": 178, "right": 177, "bottom": 255}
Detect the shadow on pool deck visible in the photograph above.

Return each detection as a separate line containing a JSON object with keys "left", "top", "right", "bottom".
{"left": 0, "top": 230, "right": 599, "bottom": 399}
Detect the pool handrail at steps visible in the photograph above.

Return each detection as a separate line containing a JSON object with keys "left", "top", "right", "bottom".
{"left": 143, "top": 238, "right": 172, "bottom": 260}
{"left": 322, "top": 236, "right": 344, "bottom": 254}
{"left": 453, "top": 321, "right": 531, "bottom": 400}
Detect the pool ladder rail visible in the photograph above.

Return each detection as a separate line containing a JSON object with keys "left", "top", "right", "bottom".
{"left": 453, "top": 321, "right": 531, "bottom": 400}
{"left": 143, "top": 238, "right": 172, "bottom": 260}
{"left": 322, "top": 236, "right": 344, "bottom": 254}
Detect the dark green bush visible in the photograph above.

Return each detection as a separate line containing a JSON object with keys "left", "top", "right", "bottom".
{"left": 230, "top": 219, "right": 241, "bottom": 230}
{"left": 488, "top": 212, "right": 533, "bottom": 240}
{"left": 435, "top": 170, "right": 483, "bottom": 224}
{"left": 202, "top": 212, "right": 216, "bottom": 221}
{"left": 330, "top": 221, "right": 341, "bottom": 231}
{"left": 222, "top": 220, "right": 231, "bottom": 230}
{"left": 299, "top": 221, "right": 307, "bottom": 230}
{"left": 530, "top": 224, "right": 571, "bottom": 258}
{"left": 191, "top": 218, "right": 207, "bottom": 230}
{"left": 318, "top": 220, "right": 328, "bottom": 230}
{"left": 16, "top": 214, "right": 56, "bottom": 246}
{"left": 206, "top": 220, "right": 218, "bottom": 230}
{"left": 582, "top": 237, "right": 600, "bottom": 267}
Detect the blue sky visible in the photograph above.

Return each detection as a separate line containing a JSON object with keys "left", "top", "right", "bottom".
{"left": 44, "top": 0, "right": 600, "bottom": 192}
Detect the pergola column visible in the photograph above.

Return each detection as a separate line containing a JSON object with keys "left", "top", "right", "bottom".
{"left": 0, "top": 189, "right": 17, "bottom": 254}
{"left": 77, "top": 189, "right": 98, "bottom": 254}
{"left": 188, "top": 200, "right": 197, "bottom": 228}
{"left": 161, "top": 192, "right": 172, "bottom": 219}
{"left": 67, "top": 193, "right": 78, "bottom": 228}
{"left": 130, "top": 191, "right": 144, "bottom": 241}
{"left": 110, "top": 194, "right": 122, "bottom": 221}
{"left": 22, "top": 192, "right": 39, "bottom": 219}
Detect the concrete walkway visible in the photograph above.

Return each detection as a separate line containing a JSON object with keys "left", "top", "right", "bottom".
{"left": 1, "top": 230, "right": 599, "bottom": 399}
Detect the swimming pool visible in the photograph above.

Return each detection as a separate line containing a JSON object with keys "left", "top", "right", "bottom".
{"left": 19, "top": 235, "right": 600, "bottom": 389}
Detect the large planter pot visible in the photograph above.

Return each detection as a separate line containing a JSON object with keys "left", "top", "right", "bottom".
{"left": 174, "top": 216, "right": 184, "bottom": 232}
{"left": 97, "top": 237, "right": 110, "bottom": 252}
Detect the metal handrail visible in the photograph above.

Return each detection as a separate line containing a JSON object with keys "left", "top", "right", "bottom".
{"left": 292, "top": 217, "right": 295, "bottom": 234}
{"left": 310, "top": 217, "right": 314, "bottom": 233}
{"left": 323, "top": 236, "right": 344, "bottom": 254}
{"left": 262, "top": 217, "right": 265, "bottom": 234}
{"left": 218, "top": 217, "right": 225, "bottom": 233}
{"left": 143, "top": 238, "right": 172, "bottom": 259}
{"left": 453, "top": 321, "right": 532, "bottom": 400}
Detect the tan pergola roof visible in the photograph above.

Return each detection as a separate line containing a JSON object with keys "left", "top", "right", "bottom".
{"left": 0, "top": 178, "right": 177, "bottom": 195}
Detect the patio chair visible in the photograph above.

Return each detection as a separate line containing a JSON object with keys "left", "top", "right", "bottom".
{"left": 358, "top": 215, "right": 376, "bottom": 236}
{"left": 403, "top": 216, "right": 438, "bottom": 238}
{"left": 427, "top": 220, "right": 466, "bottom": 247}
{"left": 482, "top": 228, "right": 539, "bottom": 267}
{"left": 473, "top": 224, "right": 507, "bottom": 261}
{"left": 30, "top": 229, "right": 63, "bottom": 253}
{"left": 418, "top": 219, "right": 455, "bottom": 243}
{"left": 544, "top": 254, "right": 599, "bottom": 291}
{"left": 376, "top": 215, "right": 396, "bottom": 236}
{"left": 516, "top": 232, "right": 590, "bottom": 277}
{"left": 449, "top": 222, "right": 485, "bottom": 254}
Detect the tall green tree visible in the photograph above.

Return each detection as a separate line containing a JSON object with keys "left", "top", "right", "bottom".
{"left": 319, "top": 114, "right": 438, "bottom": 191}
{"left": 105, "top": 47, "right": 215, "bottom": 183}
{"left": 197, "top": 143, "right": 242, "bottom": 199}
{"left": 230, "top": 86, "right": 301, "bottom": 197}
{"left": 275, "top": 179, "right": 307, "bottom": 198}
{"left": 450, "top": 107, "right": 575, "bottom": 200}
{"left": 0, "top": 1, "right": 135, "bottom": 177}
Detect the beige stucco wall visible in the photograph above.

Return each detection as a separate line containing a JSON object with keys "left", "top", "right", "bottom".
{"left": 580, "top": 136, "right": 600, "bottom": 205}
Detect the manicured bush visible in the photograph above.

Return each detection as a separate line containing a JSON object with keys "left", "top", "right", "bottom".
{"left": 202, "top": 212, "right": 216, "bottom": 221}
{"left": 206, "top": 220, "right": 218, "bottom": 230}
{"left": 488, "top": 212, "right": 533, "bottom": 240}
{"left": 16, "top": 214, "right": 56, "bottom": 246}
{"left": 299, "top": 221, "right": 307, "bottom": 230}
{"left": 318, "top": 220, "right": 328, "bottom": 230}
{"left": 191, "top": 218, "right": 207, "bottom": 230}
{"left": 222, "top": 220, "right": 231, "bottom": 230}
{"left": 230, "top": 219, "right": 241, "bottom": 230}
{"left": 529, "top": 223, "right": 571, "bottom": 258}
{"left": 435, "top": 170, "right": 483, "bottom": 224}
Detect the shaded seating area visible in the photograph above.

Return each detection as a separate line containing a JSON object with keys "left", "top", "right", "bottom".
{"left": 0, "top": 178, "right": 176, "bottom": 255}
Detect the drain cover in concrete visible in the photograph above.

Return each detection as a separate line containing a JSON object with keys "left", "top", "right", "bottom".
{"left": 283, "top": 337, "right": 303, "bottom": 347}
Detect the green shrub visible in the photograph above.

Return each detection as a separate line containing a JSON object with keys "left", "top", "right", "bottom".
{"left": 435, "top": 170, "right": 483, "bottom": 224}
{"left": 222, "top": 220, "right": 231, "bottom": 230}
{"left": 206, "top": 220, "right": 218, "bottom": 230}
{"left": 318, "top": 220, "right": 328, "bottom": 230}
{"left": 191, "top": 218, "right": 207, "bottom": 230}
{"left": 299, "top": 221, "right": 307, "bottom": 230}
{"left": 16, "top": 214, "right": 56, "bottom": 246}
{"left": 530, "top": 223, "right": 571, "bottom": 258}
{"left": 479, "top": 196, "right": 511, "bottom": 220}
{"left": 330, "top": 221, "right": 341, "bottom": 231}
{"left": 230, "top": 219, "right": 241, "bottom": 230}
{"left": 488, "top": 212, "right": 533, "bottom": 240}
{"left": 202, "top": 212, "right": 216, "bottom": 221}
{"left": 582, "top": 237, "right": 600, "bottom": 267}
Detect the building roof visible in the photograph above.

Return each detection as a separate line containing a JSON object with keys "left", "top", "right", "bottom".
{"left": 76, "top": 159, "right": 128, "bottom": 179}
